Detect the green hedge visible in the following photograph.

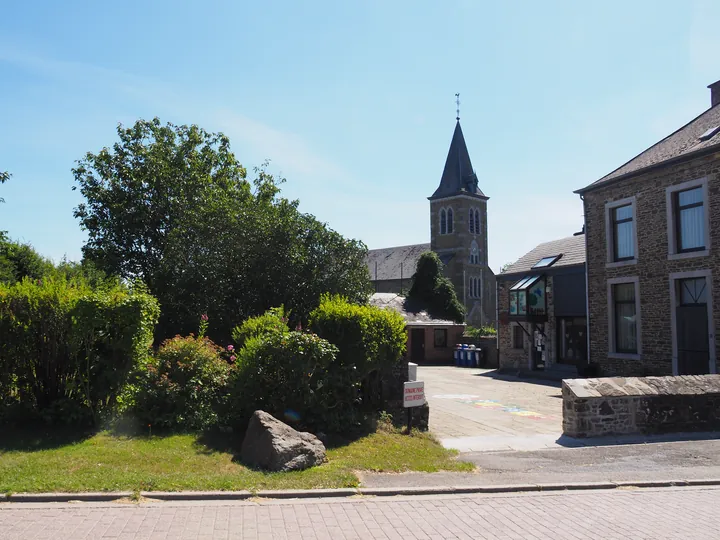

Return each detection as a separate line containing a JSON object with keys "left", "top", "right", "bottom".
{"left": 0, "top": 277, "right": 159, "bottom": 425}
{"left": 309, "top": 294, "right": 406, "bottom": 378}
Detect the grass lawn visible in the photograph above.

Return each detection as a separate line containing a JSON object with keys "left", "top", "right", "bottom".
{"left": 0, "top": 427, "right": 473, "bottom": 494}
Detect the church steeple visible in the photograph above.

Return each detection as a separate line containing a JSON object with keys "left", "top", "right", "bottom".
{"left": 429, "top": 115, "right": 487, "bottom": 200}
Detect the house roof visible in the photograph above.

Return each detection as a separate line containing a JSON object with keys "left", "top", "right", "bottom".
{"left": 366, "top": 243, "right": 431, "bottom": 281}
{"left": 369, "top": 293, "right": 464, "bottom": 327}
{"left": 501, "top": 234, "right": 585, "bottom": 276}
{"left": 577, "top": 103, "right": 720, "bottom": 193}
{"left": 429, "top": 121, "right": 487, "bottom": 200}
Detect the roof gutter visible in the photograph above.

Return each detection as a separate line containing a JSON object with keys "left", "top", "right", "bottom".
{"left": 574, "top": 143, "right": 720, "bottom": 195}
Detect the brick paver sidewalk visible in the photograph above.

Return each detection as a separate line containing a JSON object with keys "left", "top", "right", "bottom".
{"left": 1, "top": 486, "right": 718, "bottom": 539}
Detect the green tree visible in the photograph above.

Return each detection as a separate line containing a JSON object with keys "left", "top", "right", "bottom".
{"left": 407, "top": 252, "right": 465, "bottom": 323}
{"left": 73, "top": 118, "right": 372, "bottom": 340}
{"left": 0, "top": 236, "right": 53, "bottom": 285}
{"left": 0, "top": 170, "right": 9, "bottom": 205}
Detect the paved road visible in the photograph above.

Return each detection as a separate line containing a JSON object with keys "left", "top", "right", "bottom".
{"left": 1, "top": 486, "right": 718, "bottom": 539}
{"left": 361, "top": 438, "right": 720, "bottom": 488}
{"left": 421, "top": 367, "right": 564, "bottom": 451}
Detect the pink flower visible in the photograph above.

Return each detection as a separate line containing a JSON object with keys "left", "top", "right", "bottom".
{"left": 229, "top": 355, "right": 236, "bottom": 362}
{"left": 227, "top": 345, "right": 234, "bottom": 351}
{"left": 201, "top": 313, "right": 209, "bottom": 321}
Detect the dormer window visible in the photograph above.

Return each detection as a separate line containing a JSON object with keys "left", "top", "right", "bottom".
{"left": 532, "top": 254, "right": 561, "bottom": 268}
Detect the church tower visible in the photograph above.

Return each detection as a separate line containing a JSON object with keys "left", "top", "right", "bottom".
{"left": 429, "top": 109, "right": 495, "bottom": 326}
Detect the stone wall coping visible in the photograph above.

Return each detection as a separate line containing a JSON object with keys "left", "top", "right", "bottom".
{"left": 564, "top": 375, "right": 720, "bottom": 399}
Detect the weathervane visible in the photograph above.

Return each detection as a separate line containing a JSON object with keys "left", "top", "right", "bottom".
{"left": 455, "top": 93, "right": 460, "bottom": 121}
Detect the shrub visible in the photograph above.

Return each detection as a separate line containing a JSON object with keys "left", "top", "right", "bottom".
{"left": 132, "top": 335, "right": 230, "bottom": 431}
{"left": 227, "top": 330, "right": 359, "bottom": 433}
{"left": 309, "top": 294, "right": 406, "bottom": 378}
{"left": 0, "top": 276, "right": 159, "bottom": 425}
{"left": 309, "top": 294, "right": 407, "bottom": 413}
{"left": 231, "top": 306, "right": 289, "bottom": 348}
{"left": 465, "top": 325, "right": 497, "bottom": 338}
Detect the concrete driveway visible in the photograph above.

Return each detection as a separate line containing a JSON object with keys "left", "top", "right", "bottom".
{"left": 419, "top": 366, "right": 564, "bottom": 451}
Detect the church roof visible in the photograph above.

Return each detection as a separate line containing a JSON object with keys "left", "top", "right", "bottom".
{"left": 430, "top": 121, "right": 486, "bottom": 200}
{"left": 366, "top": 243, "right": 431, "bottom": 281}
{"left": 369, "top": 293, "right": 463, "bottom": 327}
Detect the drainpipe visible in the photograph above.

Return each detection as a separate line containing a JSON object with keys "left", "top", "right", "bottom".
{"left": 496, "top": 279, "right": 501, "bottom": 369}
{"left": 581, "top": 194, "right": 591, "bottom": 371}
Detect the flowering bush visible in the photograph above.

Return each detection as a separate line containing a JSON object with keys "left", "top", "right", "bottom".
{"left": 131, "top": 335, "right": 230, "bottom": 431}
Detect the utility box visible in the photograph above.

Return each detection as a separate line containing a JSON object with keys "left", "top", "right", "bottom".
{"left": 408, "top": 362, "right": 418, "bottom": 382}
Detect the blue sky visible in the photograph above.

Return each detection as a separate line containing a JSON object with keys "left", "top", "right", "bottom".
{"left": 1, "top": 0, "right": 719, "bottom": 272}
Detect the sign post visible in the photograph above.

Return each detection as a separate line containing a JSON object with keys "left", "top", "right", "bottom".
{"left": 403, "top": 381, "right": 425, "bottom": 434}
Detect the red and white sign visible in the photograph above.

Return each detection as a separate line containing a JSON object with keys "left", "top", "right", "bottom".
{"left": 403, "top": 381, "right": 425, "bottom": 408}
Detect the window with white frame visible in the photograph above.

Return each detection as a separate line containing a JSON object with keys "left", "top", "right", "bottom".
{"left": 470, "top": 240, "right": 480, "bottom": 264}
{"left": 667, "top": 178, "right": 709, "bottom": 257}
{"left": 605, "top": 197, "right": 637, "bottom": 264}
{"left": 608, "top": 278, "right": 641, "bottom": 356}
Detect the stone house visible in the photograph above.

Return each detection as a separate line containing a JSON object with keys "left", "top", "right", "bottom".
{"left": 575, "top": 79, "right": 720, "bottom": 377}
{"left": 370, "top": 293, "right": 465, "bottom": 364}
{"left": 366, "top": 118, "right": 496, "bottom": 326}
{"left": 497, "top": 234, "right": 586, "bottom": 377}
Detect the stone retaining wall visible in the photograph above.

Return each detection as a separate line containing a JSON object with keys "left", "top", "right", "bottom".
{"left": 563, "top": 375, "right": 720, "bottom": 438}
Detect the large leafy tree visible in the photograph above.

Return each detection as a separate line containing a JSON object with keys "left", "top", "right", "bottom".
{"left": 407, "top": 252, "right": 465, "bottom": 323}
{"left": 73, "top": 118, "right": 372, "bottom": 341}
{"left": 0, "top": 170, "right": 9, "bottom": 205}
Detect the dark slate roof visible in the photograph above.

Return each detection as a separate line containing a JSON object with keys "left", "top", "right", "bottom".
{"left": 577, "top": 103, "right": 720, "bottom": 193}
{"left": 366, "top": 243, "right": 431, "bottom": 281}
{"left": 369, "top": 293, "right": 464, "bottom": 327}
{"left": 501, "top": 234, "right": 585, "bottom": 276}
{"left": 430, "top": 121, "right": 487, "bottom": 200}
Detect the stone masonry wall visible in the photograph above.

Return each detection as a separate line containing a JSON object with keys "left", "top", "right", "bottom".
{"left": 497, "top": 276, "right": 556, "bottom": 370}
{"left": 430, "top": 197, "right": 495, "bottom": 326}
{"left": 563, "top": 375, "right": 720, "bottom": 437}
{"left": 583, "top": 152, "right": 720, "bottom": 376}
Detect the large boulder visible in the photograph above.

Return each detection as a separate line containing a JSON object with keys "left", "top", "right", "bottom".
{"left": 240, "top": 410, "right": 326, "bottom": 471}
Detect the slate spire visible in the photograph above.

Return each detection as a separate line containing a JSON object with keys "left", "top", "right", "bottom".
{"left": 430, "top": 119, "right": 486, "bottom": 200}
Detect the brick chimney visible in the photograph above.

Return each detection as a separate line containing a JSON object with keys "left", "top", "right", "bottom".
{"left": 710, "top": 79, "right": 720, "bottom": 108}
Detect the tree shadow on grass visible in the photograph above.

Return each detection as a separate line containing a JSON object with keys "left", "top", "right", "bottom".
{"left": 0, "top": 425, "right": 95, "bottom": 452}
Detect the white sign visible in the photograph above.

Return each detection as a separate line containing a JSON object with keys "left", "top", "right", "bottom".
{"left": 403, "top": 381, "right": 425, "bottom": 408}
